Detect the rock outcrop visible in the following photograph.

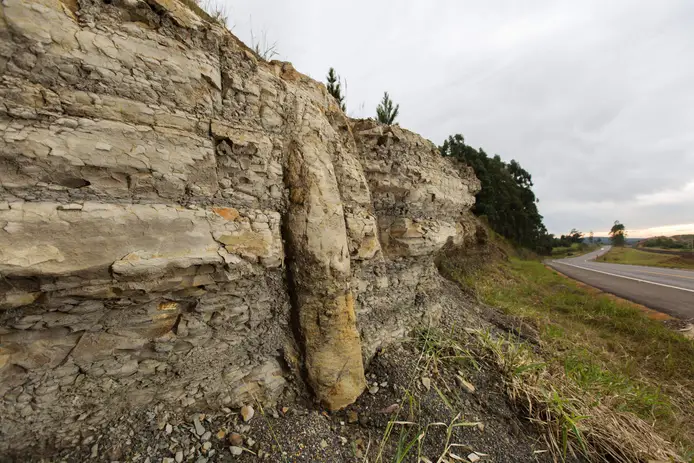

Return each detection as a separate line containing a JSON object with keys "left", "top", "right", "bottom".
{"left": 0, "top": 0, "right": 480, "bottom": 452}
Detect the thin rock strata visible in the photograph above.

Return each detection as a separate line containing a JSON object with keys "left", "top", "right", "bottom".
{"left": 0, "top": 0, "right": 480, "bottom": 453}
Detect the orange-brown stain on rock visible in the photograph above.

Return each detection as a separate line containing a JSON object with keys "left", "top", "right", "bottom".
{"left": 213, "top": 207, "right": 240, "bottom": 221}
{"left": 158, "top": 301, "right": 179, "bottom": 311}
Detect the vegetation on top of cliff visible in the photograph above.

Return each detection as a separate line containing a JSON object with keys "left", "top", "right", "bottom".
{"left": 192, "top": 0, "right": 228, "bottom": 25}
{"left": 441, "top": 135, "right": 552, "bottom": 254}
{"left": 376, "top": 92, "right": 400, "bottom": 125}
{"left": 326, "top": 68, "right": 346, "bottom": 112}
{"left": 438, "top": 234, "right": 694, "bottom": 461}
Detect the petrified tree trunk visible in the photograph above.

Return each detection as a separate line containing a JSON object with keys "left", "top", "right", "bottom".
{"left": 283, "top": 141, "right": 367, "bottom": 410}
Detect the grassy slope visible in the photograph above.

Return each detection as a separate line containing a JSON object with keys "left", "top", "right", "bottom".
{"left": 439, "top": 244, "right": 694, "bottom": 460}
{"left": 597, "top": 246, "right": 694, "bottom": 270}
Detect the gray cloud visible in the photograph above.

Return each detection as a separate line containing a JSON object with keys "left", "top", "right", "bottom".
{"left": 218, "top": 0, "right": 694, "bottom": 236}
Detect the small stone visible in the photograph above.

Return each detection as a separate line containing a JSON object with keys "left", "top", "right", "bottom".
{"left": 281, "top": 407, "right": 289, "bottom": 414}
{"left": 240, "top": 405, "right": 254, "bottom": 422}
{"left": 246, "top": 437, "right": 256, "bottom": 447}
{"left": 320, "top": 439, "right": 328, "bottom": 449}
{"left": 216, "top": 429, "right": 226, "bottom": 440}
{"left": 229, "top": 446, "right": 243, "bottom": 456}
{"left": 193, "top": 417, "right": 205, "bottom": 436}
{"left": 175, "top": 451, "right": 183, "bottom": 463}
{"left": 90, "top": 443, "right": 99, "bottom": 458}
{"left": 380, "top": 382, "right": 388, "bottom": 387}
{"left": 379, "top": 403, "right": 400, "bottom": 414}
{"left": 421, "top": 377, "right": 431, "bottom": 391}
{"left": 201, "top": 431, "right": 211, "bottom": 442}
{"left": 162, "top": 458, "right": 174, "bottom": 463}
{"left": 456, "top": 375, "right": 475, "bottom": 394}
{"left": 368, "top": 385, "right": 379, "bottom": 394}
{"left": 468, "top": 453, "right": 481, "bottom": 462}
{"left": 347, "top": 411, "right": 358, "bottom": 423}
{"left": 477, "top": 422, "right": 485, "bottom": 432}
{"left": 202, "top": 441, "right": 211, "bottom": 452}
{"left": 339, "top": 436, "right": 348, "bottom": 445}
{"left": 165, "top": 423, "right": 173, "bottom": 435}
{"left": 228, "top": 432, "right": 243, "bottom": 446}
{"left": 222, "top": 407, "right": 232, "bottom": 414}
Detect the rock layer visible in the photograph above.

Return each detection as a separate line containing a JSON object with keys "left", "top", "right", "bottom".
{"left": 0, "top": 0, "right": 480, "bottom": 451}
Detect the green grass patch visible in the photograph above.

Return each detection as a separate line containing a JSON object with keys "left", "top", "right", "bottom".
{"left": 439, "top": 250, "right": 694, "bottom": 458}
{"left": 597, "top": 246, "right": 694, "bottom": 270}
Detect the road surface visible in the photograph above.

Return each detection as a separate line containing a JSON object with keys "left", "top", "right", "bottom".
{"left": 547, "top": 246, "right": 694, "bottom": 319}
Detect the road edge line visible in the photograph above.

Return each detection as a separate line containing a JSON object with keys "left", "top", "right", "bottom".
{"left": 553, "top": 261, "right": 694, "bottom": 294}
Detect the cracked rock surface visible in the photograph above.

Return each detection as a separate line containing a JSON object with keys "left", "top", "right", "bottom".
{"left": 0, "top": 0, "right": 480, "bottom": 454}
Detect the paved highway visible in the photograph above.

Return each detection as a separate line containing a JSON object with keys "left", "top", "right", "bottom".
{"left": 548, "top": 246, "right": 694, "bottom": 319}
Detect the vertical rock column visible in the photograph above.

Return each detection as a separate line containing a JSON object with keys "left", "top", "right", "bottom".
{"left": 283, "top": 140, "right": 367, "bottom": 410}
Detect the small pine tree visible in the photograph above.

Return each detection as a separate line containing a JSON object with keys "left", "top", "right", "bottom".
{"left": 376, "top": 92, "right": 399, "bottom": 125}
{"left": 326, "top": 68, "right": 346, "bottom": 112}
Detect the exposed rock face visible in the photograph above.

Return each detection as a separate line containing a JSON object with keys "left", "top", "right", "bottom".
{"left": 0, "top": 0, "right": 480, "bottom": 451}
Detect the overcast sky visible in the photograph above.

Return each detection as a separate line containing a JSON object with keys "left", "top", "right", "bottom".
{"left": 214, "top": 0, "right": 694, "bottom": 237}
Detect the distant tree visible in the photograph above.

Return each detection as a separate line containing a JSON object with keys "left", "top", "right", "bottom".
{"left": 569, "top": 228, "right": 584, "bottom": 244}
{"left": 610, "top": 220, "right": 627, "bottom": 247}
{"left": 326, "top": 68, "right": 346, "bottom": 112}
{"left": 376, "top": 92, "right": 399, "bottom": 125}
{"left": 589, "top": 230, "right": 594, "bottom": 244}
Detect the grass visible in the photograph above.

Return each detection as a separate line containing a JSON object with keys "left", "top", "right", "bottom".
{"left": 439, "top": 247, "right": 694, "bottom": 461}
{"left": 373, "top": 327, "right": 490, "bottom": 463}
{"left": 597, "top": 246, "right": 694, "bottom": 270}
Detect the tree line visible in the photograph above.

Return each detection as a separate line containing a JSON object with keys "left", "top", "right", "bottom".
{"left": 440, "top": 135, "right": 553, "bottom": 253}
{"left": 640, "top": 236, "right": 691, "bottom": 250}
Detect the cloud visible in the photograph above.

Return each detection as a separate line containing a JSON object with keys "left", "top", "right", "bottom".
{"left": 212, "top": 0, "right": 694, "bottom": 236}
{"left": 635, "top": 180, "right": 694, "bottom": 207}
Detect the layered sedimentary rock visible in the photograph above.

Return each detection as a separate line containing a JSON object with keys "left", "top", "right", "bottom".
{"left": 0, "top": 0, "right": 480, "bottom": 451}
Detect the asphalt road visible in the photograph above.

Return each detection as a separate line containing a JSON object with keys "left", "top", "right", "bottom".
{"left": 547, "top": 246, "right": 694, "bottom": 319}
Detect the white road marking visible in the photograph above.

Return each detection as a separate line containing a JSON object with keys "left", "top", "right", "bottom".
{"left": 553, "top": 261, "right": 694, "bottom": 294}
